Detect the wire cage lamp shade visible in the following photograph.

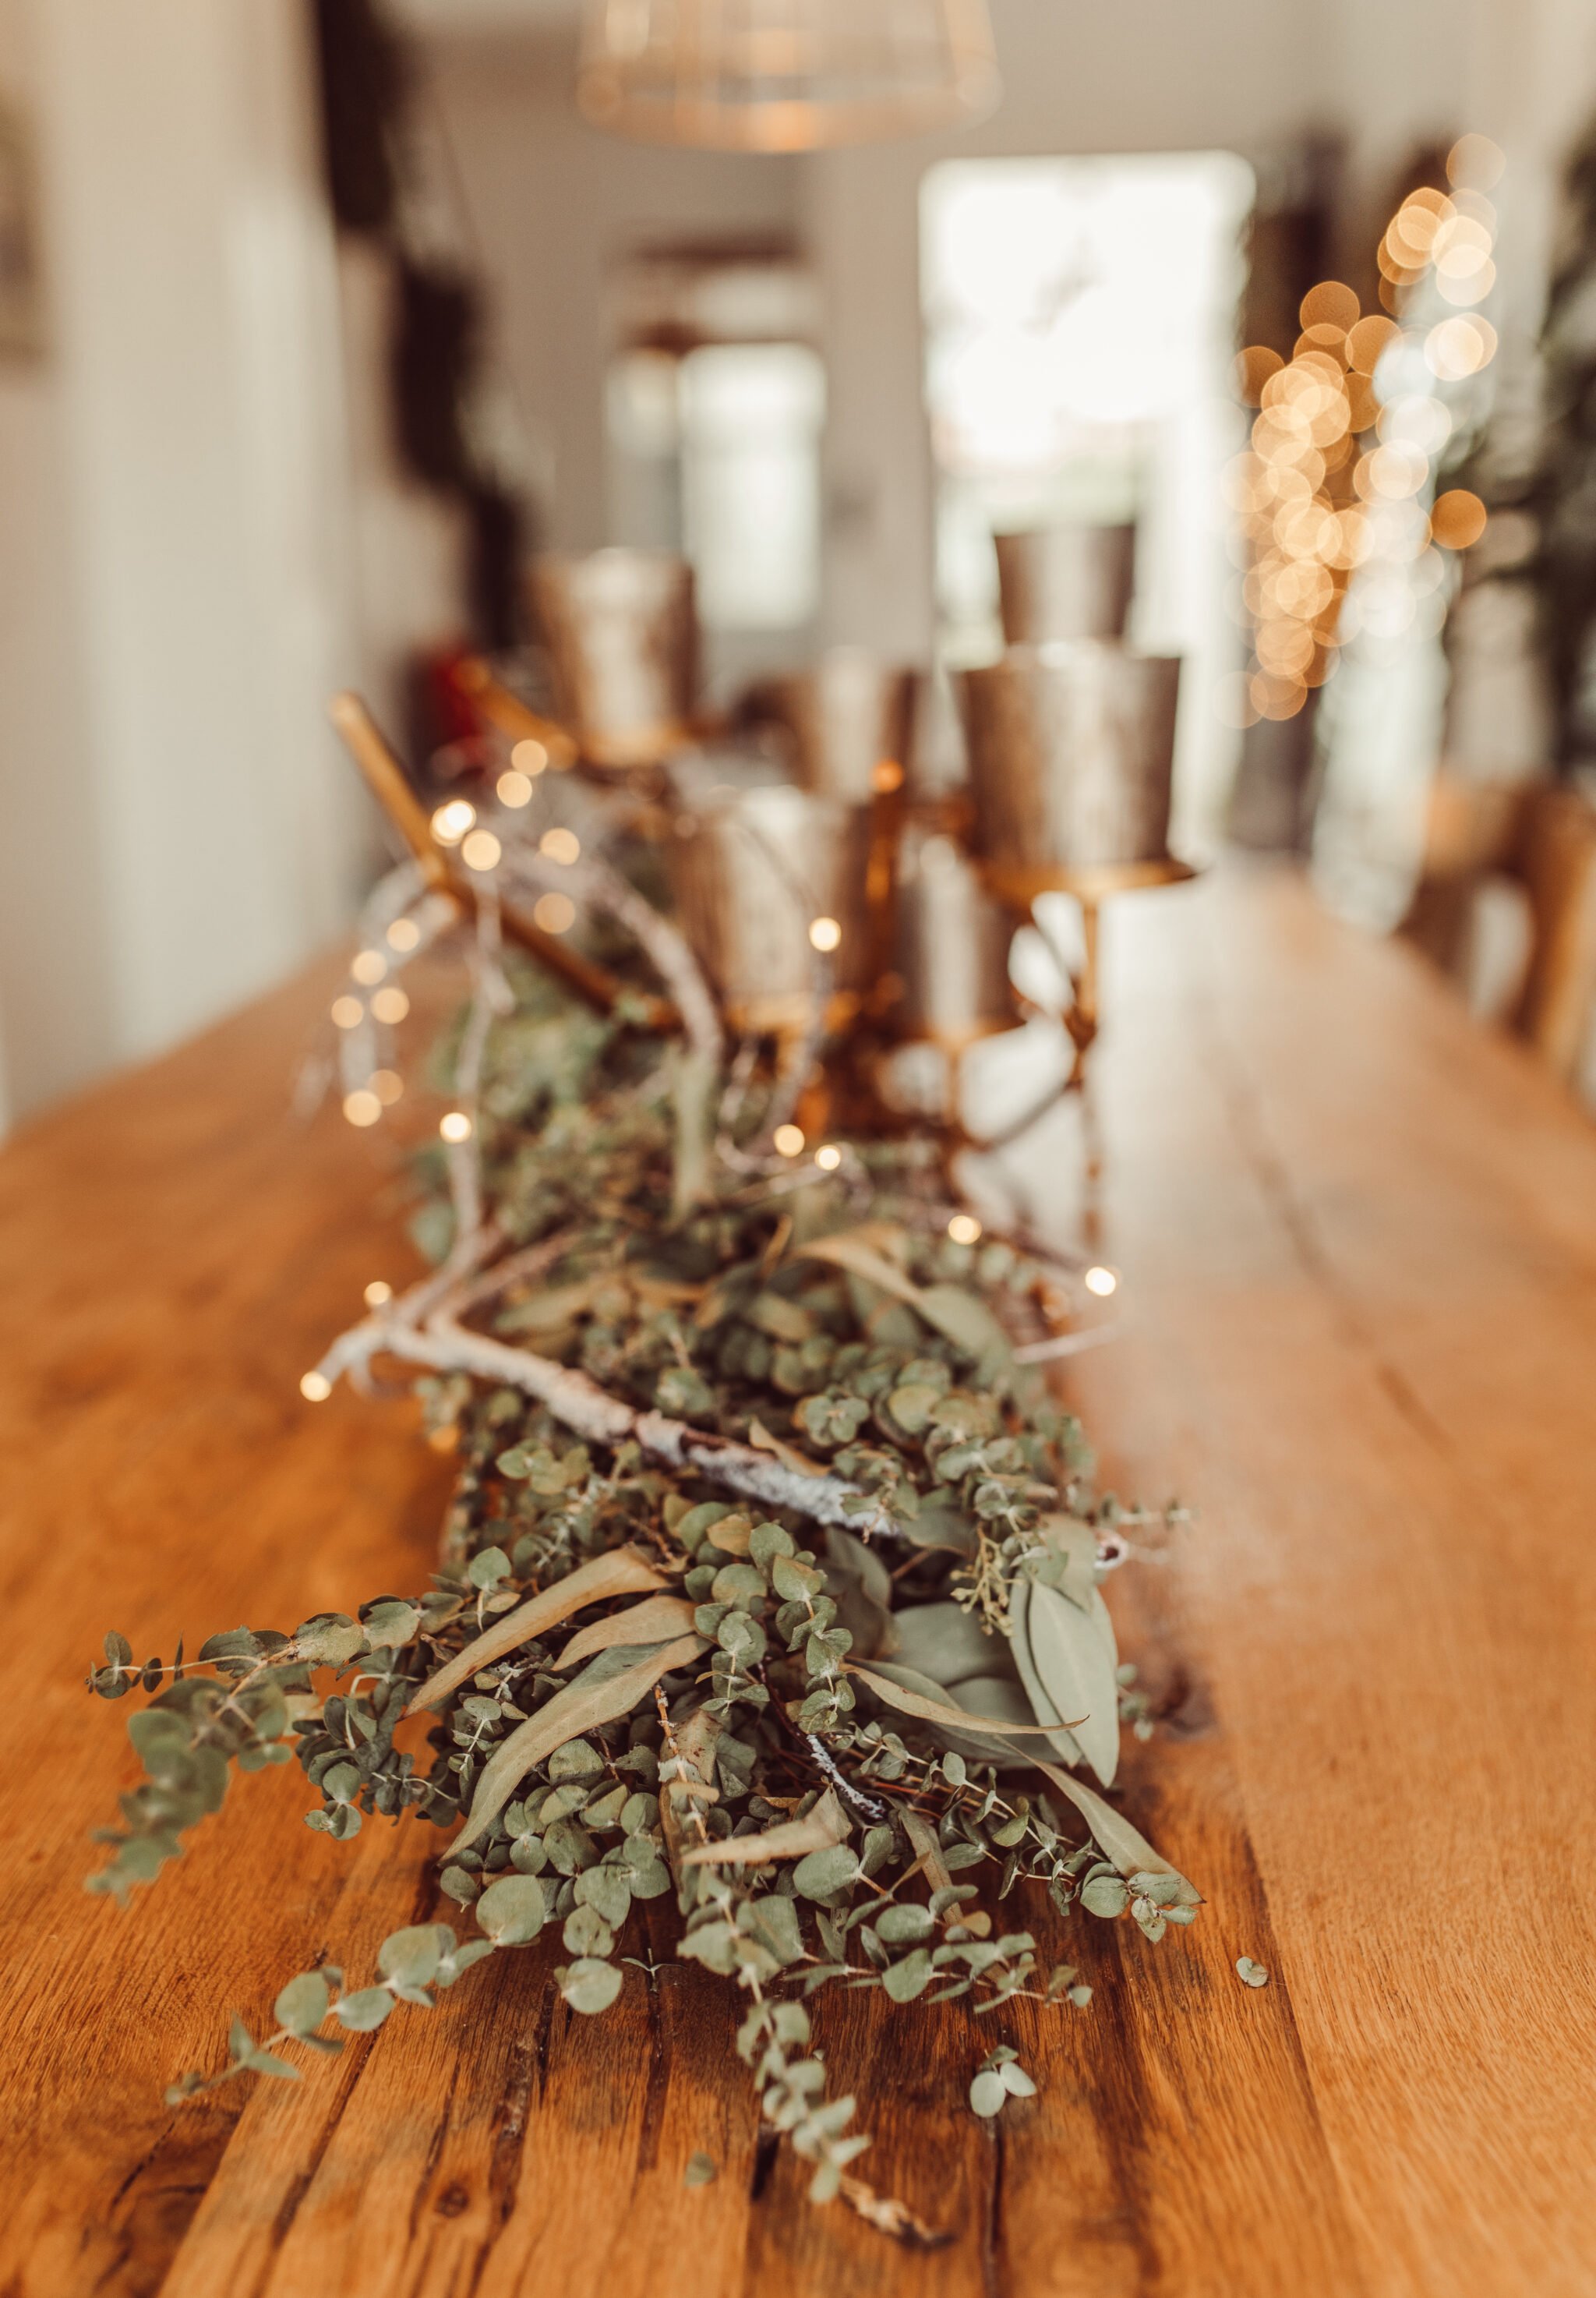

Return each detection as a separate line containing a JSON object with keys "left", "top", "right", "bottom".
{"left": 577, "top": 0, "right": 1001, "bottom": 151}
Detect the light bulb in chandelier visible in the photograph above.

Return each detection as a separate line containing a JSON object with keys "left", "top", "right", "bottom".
{"left": 576, "top": 0, "right": 1001, "bottom": 152}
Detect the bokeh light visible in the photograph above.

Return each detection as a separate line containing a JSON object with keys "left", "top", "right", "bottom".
{"left": 1447, "top": 134, "right": 1506, "bottom": 191}
{"left": 1430, "top": 489, "right": 1488, "bottom": 550}
{"left": 532, "top": 892, "right": 577, "bottom": 935}
{"left": 1228, "top": 147, "right": 1500, "bottom": 726}
{"left": 1299, "top": 281, "right": 1360, "bottom": 333}
{"left": 431, "top": 800, "right": 475, "bottom": 847}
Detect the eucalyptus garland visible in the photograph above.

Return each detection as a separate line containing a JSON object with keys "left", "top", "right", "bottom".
{"left": 86, "top": 863, "right": 1196, "bottom": 2240}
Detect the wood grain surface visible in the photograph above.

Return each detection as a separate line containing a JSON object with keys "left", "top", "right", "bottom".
{"left": 1, "top": 864, "right": 1593, "bottom": 2298}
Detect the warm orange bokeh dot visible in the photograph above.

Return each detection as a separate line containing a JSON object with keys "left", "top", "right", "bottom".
{"left": 1346, "top": 315, "right": 1399, "bottom": 377}
{"left": 1430, "top": 490, "right": 1488, "bottom": 550}
{"left": 1300, "top": 280, "right": 1360, "bottom": 334}
{"left": 1234, "top": 345, "right": 1284, "bottom": 405}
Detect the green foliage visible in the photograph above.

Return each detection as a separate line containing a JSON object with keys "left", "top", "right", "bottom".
{"left": 87, "top": 949, "right": 1199, "bottom": 2229}
{"left": 968, "top": 2042, "right": 1037, "bottom": 2119}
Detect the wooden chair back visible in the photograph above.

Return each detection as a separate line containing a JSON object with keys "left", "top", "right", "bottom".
{"left": 1404, "top": 774, "right": 1596, "bottom": 1084}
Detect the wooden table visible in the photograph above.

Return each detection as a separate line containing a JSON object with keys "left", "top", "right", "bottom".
{"left": 2, "top": 864, "right": 1594, "bottom": 2297}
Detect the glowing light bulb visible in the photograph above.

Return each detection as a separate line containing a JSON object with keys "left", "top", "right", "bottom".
{"left": 342, "top": 1088, "right": 382, "bottom": 1128}
{"left": 330, "top": 995, "right": 363, "bottom": 1030}
{"left": 1084, "top": 1265, "right": 1119, "bottom": 1298}
{"left": 387, "top": 917, "right": 422, "bottom": 953}
{"left": 496, "top": 769, "right": 534, "bottom": 808}
{"left": 371, "top": 1069, "right": 403, "bottom": 1106}
{"left": 363, "top": 1279, "right": 393, "bottom": 1308}
{"left": 872, "top": 759, "right": 905, "bottom": 793}
{"left": 371, "top": 985, "right": 409, "bottom": 1025}
{"left": 808, "top": 917, "right": 842, "bottom": 953}
{"left": 299, "top": 1370, "right": 332, "bottom": 1402}
{"left": 440, "top": 1110, "right": 474, "bottom": 1144}
{"left": 511, "top": 738, "right": 548, "bottom": 777}
{"left": 532, "top": 892, "right": 575, "bottom": 935}
{"left": 461, "top": 829, "right": 503, "bottom": 872}
{"left": 431, "top": 799, "right": 476, "bottom": 847}
{"left": 350, "top": 949, "right": 387, "bottom": 986}
{"left": 948, "top": 1213, "right": 983, "bottom": 1245}
{"left": 815, "top": 1144, "right": 842, "bottom": 1172}
{"left": 539, "top": 827, "right": 581, "bottom": 865}
{"left": 773, "top": 1124, "right": 805, "bottom": 1158}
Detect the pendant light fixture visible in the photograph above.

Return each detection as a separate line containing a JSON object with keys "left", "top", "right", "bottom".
{"left": 577, "top": 0, "right": 1001, "bottom": 152}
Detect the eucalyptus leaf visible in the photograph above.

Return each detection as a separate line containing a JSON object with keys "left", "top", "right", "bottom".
{"left": 1008, "top": 1579, "right": 1088, "bottom": 1769}
{"left": 1034, "top": 1760, "right": 1202, "bottom": 1906}
{"left": 274, "top": 1972, "right": 330, "bottom": 2035}
{"left": 1022, "top": 1576, "right": 1121, "bottom": 1787}
{"left": 335, "top": 1988, "right": 395, "bottom": 2032}
{"left": 560, "top": 1957, "right": 623, "bottom": 2014}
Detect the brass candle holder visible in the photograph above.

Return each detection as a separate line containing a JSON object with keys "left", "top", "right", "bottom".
{"left": 993, "top": 521, "right": 1138, "bottom": 647}
{"left": 528, "top": 549, "right": 698, "bottom": 771}
{"left": 959, "top": 641, "right": 1195, "bottom": 1093}
{"left": 666, "top": 762, "right": 877, "bottom": 1040}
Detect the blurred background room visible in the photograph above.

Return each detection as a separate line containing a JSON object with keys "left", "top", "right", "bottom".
{"left": 2, "top": 0, "right": 1596, "bottom": 1130}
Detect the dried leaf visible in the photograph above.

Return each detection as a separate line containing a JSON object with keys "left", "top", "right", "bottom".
{"left": 796, "top": 1232, "right": 924, "bottom": 1306}
{"left": 747, "top": 1416, "right": 830, "bottom": 1480}
{"left": 1022, "top": 1576, "right": 1121, "bottom": 1787}
{"left": 682, "top": 1787, "right": 850, "bottom": 1868}
{"left": 846, "top": 1661, "right": 1060, "bottom": 1741}
{"left": 1034, "top": 1759, "right": 1202, "bottom": 1906}
{"left": 454, "top": 1635, "right": 704, "bottom": 1852}
{"left": 407, "top": 1546, "right": 670, "bottom": 1716}
{"left": 795, "top": 1233, "right": 1008, "bottom": 1366}
{"left": 557, "top": 1593, "right": 698, "bottom": 1670}
{"left": 659, "top": 1708, "right": 720, "bottom": 1883}
{"left": 899, "top": 1806, "right": 954, "bottom": 1894}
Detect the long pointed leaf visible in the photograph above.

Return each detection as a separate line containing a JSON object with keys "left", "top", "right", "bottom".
{"left": 682, "top": 1787, "right": 850, "bottom": 1868}
{"left": 1023, "top": 1577, "right": 1121, "bottom": 1787}
{"left": 1034, "top": 1760, "right": 1202, "bottom": 1905}
{"left": 1008, "top": 1579, "right": 1088, "bottom": 1769}
{"left": 454, "top": 1633, "right": 704, "bottom": 1851}
{"left": 557, "top": 1593, "right": 697, "bottom": 1670}
{"left": 407, "top": 1546, "right": 669, "bottom": 1716}
{"left": 846, "top": 1660, "right": 1069, "bottom": 1740}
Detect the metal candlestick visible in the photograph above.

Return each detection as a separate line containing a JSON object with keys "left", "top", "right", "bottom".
{"left": 666, "top": 765, "right": 876, "bottom": 1038}
{"left": 528, "top": 549, "right": 697, "bottom": 770}
{"left": 958, "top": 640, "right": 1193, "bottom": 1094}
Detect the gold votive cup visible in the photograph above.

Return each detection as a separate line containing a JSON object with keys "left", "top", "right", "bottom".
{"left": 959, "top": 642, "right": 1181, "bottom": 904}
{"left": 994, "top": 522, "right": 1137, "bottom": 646}
{"left": 668, "top": 769, "right": 874, "bottom": 1034}
{"left": 529, "top": 549, "right": 697, "bottom": 769}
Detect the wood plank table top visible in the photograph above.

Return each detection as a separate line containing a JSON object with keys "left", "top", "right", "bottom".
{"left": 2, "top": 861, "right": 1594, "bottom": 2298}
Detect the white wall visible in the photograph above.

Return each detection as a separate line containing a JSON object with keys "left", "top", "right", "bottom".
{"left": 0, "top": 0, "right": 112, "bottom": 1122}
{"left": 31, "top": 0, "right": 368, "bottom": 1072}
{"left": 0, "top": 0, "right": 451, "bottom": 1129}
